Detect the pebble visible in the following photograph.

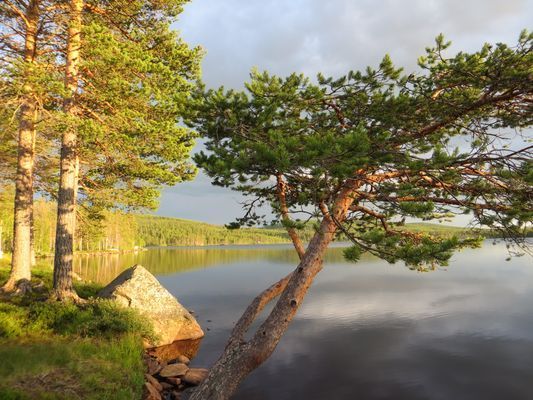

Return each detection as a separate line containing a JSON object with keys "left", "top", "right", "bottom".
{"left": 145, "top": 374, "right": 163, "bottom": 392}
{"left": 181, "top": 368, "right": 209, "bottom": 386}
{"left": 143, "top": 382, "right": 162, "bottom": 400}
{"left": 159, "top": 363, "right": 189, "bottom": 378}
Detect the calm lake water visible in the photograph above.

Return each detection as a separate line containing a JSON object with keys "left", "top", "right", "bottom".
{"left": 73, "top": 241, "right": 533, "bottom": 400}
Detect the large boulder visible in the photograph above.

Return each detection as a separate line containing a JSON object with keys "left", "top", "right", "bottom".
{"left": 98, "top": 265, "right": 204, "bottom": 347}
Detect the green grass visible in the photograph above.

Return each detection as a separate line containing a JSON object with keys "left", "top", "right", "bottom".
{"left": 0, "top": 264, "right": 150, "bottom": 400}
{"left": 0, "top": 335, "right": 145, "bottom": 400}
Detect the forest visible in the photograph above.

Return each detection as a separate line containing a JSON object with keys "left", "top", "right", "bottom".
{"left": 2, "top": 185, "right": 493, "bottom": 256}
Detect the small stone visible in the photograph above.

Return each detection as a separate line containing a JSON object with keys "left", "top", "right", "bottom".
{"left": 171, "top": 390, "right": 181, "bottom": 400}
{"left": 145, "top": 374, "right": 163, "bottom": 392}
{"left": 144, "top": 355, "right": 162, "bottom": 375}
{"left": 143, "top": 382, "right": 162, "bottom": 400}
{"left": 181, "top": 368, "right": 209, "bottom": 386}
{"left": 165, "top": 377, "right": 182, "bottom": 386}
{"left": 171, "top": 355, "right": 190, "bottom": 365}
{"left": 159, "top": 363, "right": 189, "bottom": 378}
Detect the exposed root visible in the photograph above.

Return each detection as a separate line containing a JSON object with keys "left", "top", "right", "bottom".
{"left": 49, "top": 289, "right": 87, "bottom": 304}
{"left": 1, "top": 278, "right": 32, "bottom": 297}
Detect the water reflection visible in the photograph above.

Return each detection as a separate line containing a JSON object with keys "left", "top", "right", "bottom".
{"left": 73, "top": 242, "right": 533, "bottom": 399}
{"left": 146, "top": 339, "right": 202, "bottom": 362}
{"left": 72, "top": 243, "right": 354, "bottom": 284}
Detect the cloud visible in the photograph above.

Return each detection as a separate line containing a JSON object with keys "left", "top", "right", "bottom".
{"left": 161, "top": 0, "right": 531, "bottom": 221}
{"left": 177, "top": 0, "right": 531, "bottom": 88}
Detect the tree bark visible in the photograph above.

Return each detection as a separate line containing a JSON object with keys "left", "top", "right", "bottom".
{"left": 2, "top": 0, "right": 40, "bottom": 294}
{"left": 276, "top": 173, "right": 305, "bottom": 259}
{"left": 52, "top": 0, "right": 83, "bottom": 302}
{"left": 190, "top": 184, "right": 359, "bottom": 399}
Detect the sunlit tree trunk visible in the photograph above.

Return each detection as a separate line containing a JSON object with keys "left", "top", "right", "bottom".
{"left": 190, "top": 185, "right": 358, "bottom": 399}
{"left": 52, "top": 0, "right": 83, "bottom": 301}
{"left": 2, "top": 0, "right": 40, "bottom": 294}
{"left": 276, "top": 173, "right": 305, "bottom": 259}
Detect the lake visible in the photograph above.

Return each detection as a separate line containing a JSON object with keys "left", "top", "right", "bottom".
{"left": 74, "top": 241, "right": 533, "bottom": 400}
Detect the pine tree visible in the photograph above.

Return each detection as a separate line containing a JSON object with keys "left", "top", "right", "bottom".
{"left": 0, "top": 0, "right": 48, "bottom": 293}
{"left": 188, "top": 33, "right": 533, "bottom": 399}
{"left": 51, "top": 0, "right": 202, "bottom": 300}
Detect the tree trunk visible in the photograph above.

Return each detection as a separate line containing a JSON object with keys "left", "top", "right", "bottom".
{"left": 2, "top": 0, "right": 40, "bottom": 294}
{"left": 52, "top": 0, "right": 83, "bottom": 302}
{"left": 190, "top": 185, "right": 358, "bottom": 399}
{"left": 276, "top": 173, "right": 305, "bottom": 259}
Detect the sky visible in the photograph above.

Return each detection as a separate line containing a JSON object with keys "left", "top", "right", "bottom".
{"left": 156, "top": 0, "right": 533, "bottom": 224}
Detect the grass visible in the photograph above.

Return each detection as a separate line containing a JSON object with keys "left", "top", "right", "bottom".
{"left": 0, "top": 262, "right": 150, "bottom": 400}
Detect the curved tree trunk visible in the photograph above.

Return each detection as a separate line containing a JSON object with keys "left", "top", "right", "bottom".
{"left": 2, "top": 0, "right": 40, "bottom": 294}
{"left": 52, "top": 0, "right": 83, "bottom": 302}
{"left": 190, "top": 184, "right": 358, "bottom": 399}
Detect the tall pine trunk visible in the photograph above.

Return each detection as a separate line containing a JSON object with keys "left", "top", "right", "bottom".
{"left": 190, "top": 185, "right": 358, "bottom": 399}
{"left": 52, "top": 0, "right": 83, "bottom": 301}
{"left": 2, "top": 0, "right": 40, "bottom": 293}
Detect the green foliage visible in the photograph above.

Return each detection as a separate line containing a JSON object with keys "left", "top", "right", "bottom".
{"left": 189, "top": 32, "right": 532, "bottom": 269}
{"left": 23, "top": 300, "right": 153, "bottom": 340}
{"left": 71, "top": 13, "right": 203, "bottom": 212}
{"left": 0, "top": 335, "right": 145, "bottom": 400}
{"left": 0, "top": 265, "right": 149, "bottom": 399}
{"left": 0, "top": 266, "right": 153, "bottom": 341}
{"left": 0, "top": 0, "right": 203, "bottom": 223}
{"left": 343, "top": 245, "right": 363, "bottom": 262}
{"left": 0, "top": 183, "right": 514, "bottom": 257}
{"left": 136, "top": 214, "right": 316, "bottom": 246}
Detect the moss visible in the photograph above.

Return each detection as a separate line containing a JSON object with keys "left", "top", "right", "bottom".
{"left": 0, "top": 335, "right": 145, "bottom": 400}
{"left": 0, "top": 267, "right": 150, "bottom": 399}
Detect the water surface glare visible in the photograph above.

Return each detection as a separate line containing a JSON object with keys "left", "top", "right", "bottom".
{"left": 74, "top": 242, "right": 533, "bottom": 400}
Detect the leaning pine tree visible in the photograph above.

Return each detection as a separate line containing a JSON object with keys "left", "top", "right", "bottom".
{"left": 188, "top": 32, "right": 532, "bottom": 399}
{"left": 51, "top": 0, "right": 201, "bottom": 300}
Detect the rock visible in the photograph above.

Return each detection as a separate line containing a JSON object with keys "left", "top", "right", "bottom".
{"left": 144, "top": 355, "right": 162, "bottom": 375}
{"left": 182, "top": 368, "right": 209, "bottom": 386}
{"left": 171, "top": 391, "right": 181, "bottom": 400}
{"left": 98, "top": 265, "right": 204, "bottom": 346}
{"left": 146, "top": 339, "right": 201, "bottom": 362}
{"left": 165, "top": 377, "right": 181, "bottom": 386}
{"left": 159, "top": 363, "right": 189, "bottom": 378}
{"left": 143, "top": 382, "right": 162, "bottom": 400}
{"left": 160, "top": 382, "right": 174, "bottom": 390}
{"left": 170, "top": 355, "right": 190, "bottom": 365}
{"left": 145, "top": 374, "right": 163, "bottom": 392}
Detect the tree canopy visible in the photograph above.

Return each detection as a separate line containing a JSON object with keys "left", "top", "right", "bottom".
{"left": 188, "top": 32, "right": 532, "bottom": 399}
{"left": 191, "top": 31, "right": 532, "bottom": 267}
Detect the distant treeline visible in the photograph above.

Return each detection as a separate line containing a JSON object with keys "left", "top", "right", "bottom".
{"left": 0, "top": 187, "right": 309, "bottom": 255}
{"left": 135, "top": 215, "right": 316, "bottom": 247}
{"left": 0, "top": 187, "right": 523, "bottom": 257}
{"left": 0, "top": 189, "right": 138, "bottom": 256}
